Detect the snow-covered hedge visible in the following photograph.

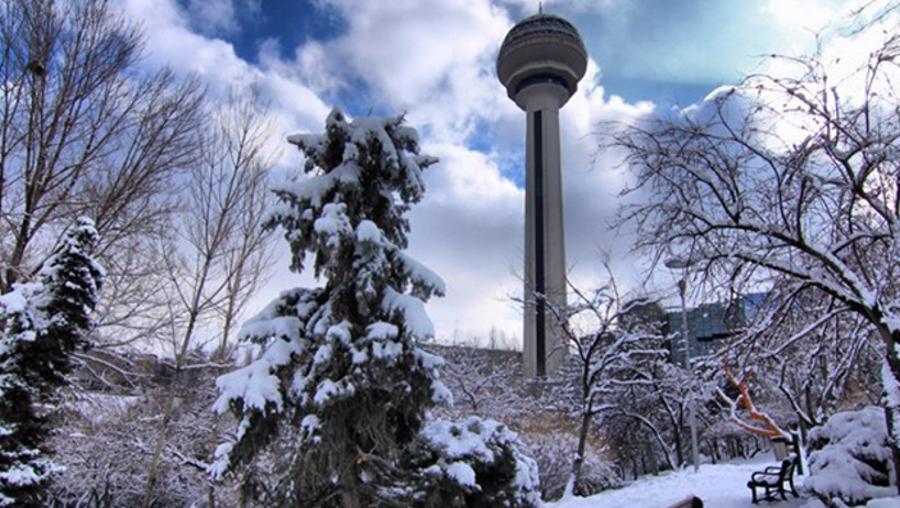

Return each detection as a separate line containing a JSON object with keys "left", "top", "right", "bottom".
{"left": 523, "top": 429, "right": 621, "bottom": 499}
{"left": 806, "top": 406, "right": 896, "bottom": 506}
{"left": 399, "top": 416, "right": 542, "bottom": 507}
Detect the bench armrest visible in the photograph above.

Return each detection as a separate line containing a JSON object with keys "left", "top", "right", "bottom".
{"left": 751, "top": 471, "right": 780, "bottom": 482}
{"left": 764, "top": 466, "right": 782, "bottom": 474}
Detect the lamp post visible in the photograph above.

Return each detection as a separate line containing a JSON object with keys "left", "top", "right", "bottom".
{"left": 665, "top": 257, "right": 699, "bottom": 473}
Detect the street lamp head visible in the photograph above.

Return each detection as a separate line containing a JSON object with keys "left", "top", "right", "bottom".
{"left": 664, "top": 257, "right": 695, "bottom": 270}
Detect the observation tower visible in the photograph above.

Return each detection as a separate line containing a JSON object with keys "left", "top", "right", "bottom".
{"left": 497, "top": 11, "right": 587, "bottom": 377}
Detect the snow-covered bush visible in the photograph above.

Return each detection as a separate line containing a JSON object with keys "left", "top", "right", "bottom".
{"left": 398, "top": 416, "right": 541, "bottom": 507}
{"left": 50, "top": 387, "right": 215, "bottom": 506}
{"left": 0, "top": 218, "right": 104, "bottom": 506}
{"left": 433, "top": 345, "right": 622, "bottom": 500}
{"left": 210, "top": 109, "right": 456, "bottom": 506}
{"left": 522, "top": 428, "right": 620, "bottom": 500}
{"left": 44, "top": 352, "right": 256, "bottom": 507}
{"left": 806, "top": 406, "right": 896, "bottom": 506}
{"left": 431, "top": 345, "right": 529, "bottom": 419}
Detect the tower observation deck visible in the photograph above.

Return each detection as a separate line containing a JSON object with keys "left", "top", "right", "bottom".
{"left": 497, "top": 13, "right": 587, "bottom": 377}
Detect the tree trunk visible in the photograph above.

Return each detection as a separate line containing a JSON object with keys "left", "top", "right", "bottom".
{"left": 340, "top": 473, "right": 361, "bottom": 508}
{"left": 207, "top": 414, "right": 219, "bottom": 508}
{"left": 884, "top": 405, "right": 900, "bottom": 491}
{"left": 4, "top": 214, "right": 31, "bottom": 292}
{"left": 874, "top": 319, "right": 900, "bottom": 492}
{"left": 673, "top": 431, "right": 683, "bottom": 467}
{"left": 340, "top": 493, "right": 361, "bottom": 508}
{"left": 569, "top": 409, "right": 592, "bottom": 496}
{"left": 215, "top": 269, "right": 242, "bottom": 360}
{"left": 882, "top": 347, "right": 900, "bottom": 491}
{"left": 141, "top": 388, "right": 177, "bottom": 508}
{"left": 142, "top": 307, "right": 202, "bottom": 506}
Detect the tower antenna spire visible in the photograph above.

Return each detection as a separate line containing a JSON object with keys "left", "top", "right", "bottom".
{"left": 539, "top": 2, "right": 543, "bottom": 14}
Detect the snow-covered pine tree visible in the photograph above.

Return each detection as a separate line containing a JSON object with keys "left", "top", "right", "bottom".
{"left": 211, "top": 109, "right": 452, "bottom": 506}
{"left": 0, "top": 217, "right": 105, "bottom": 506}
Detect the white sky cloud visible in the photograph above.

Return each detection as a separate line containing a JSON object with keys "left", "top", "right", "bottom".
{"left": 114, "top": 0, "right": 865, "bottom": 347}
{"left": 764, "top": 0, "right": 843, "bottom": 35}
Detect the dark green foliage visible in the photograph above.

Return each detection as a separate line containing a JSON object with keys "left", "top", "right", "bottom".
{"left": 0, "top": 218, "right": 104, "bottom": 506}
{"left": 211, "top": 111, "right": 449, "bottom": 506}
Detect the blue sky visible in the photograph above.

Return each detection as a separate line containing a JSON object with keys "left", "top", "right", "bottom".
{"left": 126, "top": 0, "right": 855, "bottom": 345}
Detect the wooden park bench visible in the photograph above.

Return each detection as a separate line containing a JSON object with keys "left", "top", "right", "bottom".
{"left": 747, "top": 456, "right": 799, "bottom": 503}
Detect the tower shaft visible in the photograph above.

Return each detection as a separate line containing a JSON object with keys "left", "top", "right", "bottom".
{"left": 523, "top": 90, "right": 566, "bottom": 377}
{"left": 497, "top": 11, "right": 586, "bottom": 378}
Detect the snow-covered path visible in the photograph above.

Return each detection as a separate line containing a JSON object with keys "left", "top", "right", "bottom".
{"left": 548, "top": 456, "right": 809, "bottom": 508}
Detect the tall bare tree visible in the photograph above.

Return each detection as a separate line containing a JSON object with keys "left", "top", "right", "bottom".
{"left": 608, "top": 1, "right": 900, "bottom": 486}
{"left": 140, "top": 90, "right": 276, "bottom": 507}
{"left": 535, "top": 269, "right": 667, "bottom": 497}
{"left": 0, "top": 0, "right": 205, "bottom": 356}
{"left": 728, "top": 286, "right": 881, "bottom": 435}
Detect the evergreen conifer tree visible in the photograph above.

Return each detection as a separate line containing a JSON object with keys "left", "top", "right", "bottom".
{"left": 213, "top": 110, "right": 542, "bottom": 507}
{"left": 0, "top": 217, "right": 105, "bottom": 506}
{"left": 212, "top": 109, "right": 451, "bottom": 506}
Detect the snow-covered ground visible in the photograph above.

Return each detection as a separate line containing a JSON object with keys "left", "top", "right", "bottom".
{"left": 549, "top": 455, "right": 808, "bottom": 508}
